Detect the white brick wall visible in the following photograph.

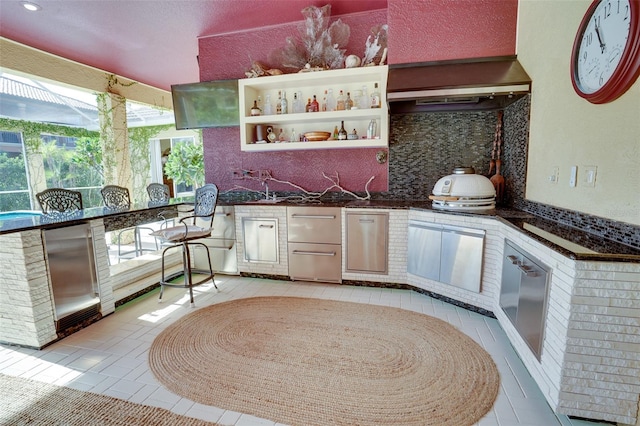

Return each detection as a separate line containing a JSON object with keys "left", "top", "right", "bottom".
{"left": 0, "top": 230, "right": 57, "bottom": 348}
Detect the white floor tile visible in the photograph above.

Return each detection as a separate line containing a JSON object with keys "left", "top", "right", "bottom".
{"left": 0, "top": 276, "right": 616, "bottom": 426}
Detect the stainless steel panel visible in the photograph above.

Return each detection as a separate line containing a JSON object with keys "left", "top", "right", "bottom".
{"left": 43, "top": 224, "right": 100, "bottom": 324}
{"left": 346, "top": 213, "right": 388, "bottom": 273}
{"left": 499, "top": 244, "right": 522, "bottom": 324}
{"left": 287, "top": 207, "right": 341, "bottom": 244}
{"left": 193, "top": 206, "right": 238, "bottom": 274}
{"left": 515, "top": 254, "right": 549, "bottom": 360}
{"left": 439, "top": 226, "right": 484, "bottom": 292}
{"left": 499, "top": 240, "right": 550, "bottom": 360}
{"left": 242, "top": 218, "right": 278, "bottom": 263}
{"left": 407, "top": 221, "right": 441, "bottom": 281}
{"left": 288, "top": 242, "right": 342, "bottom": 283}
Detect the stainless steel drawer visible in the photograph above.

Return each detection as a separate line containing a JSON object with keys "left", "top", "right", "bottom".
{"left": 288, "top": 242, "right": 342, "bottom": 283}
{"left": 287, "top": 206, "right": 341, "bottom": 244}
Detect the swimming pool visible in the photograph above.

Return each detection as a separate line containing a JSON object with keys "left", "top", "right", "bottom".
{"left": 0, "top": 210, "right": 42, "bottom": 220}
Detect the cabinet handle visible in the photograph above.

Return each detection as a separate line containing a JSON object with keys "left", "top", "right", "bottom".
{"left": 506, "top": 255, "right": 520, "bottom": 265}
{"left": 291, "top": 214, "right": 336, "bottom": 219}
{"left": 215, "top": 212, "right": 231, "bottom": 217}
{"left": 292, "top": 250, "right": 336, "bottom": 256}
{"left": 358, "top": 219, "right": 375, "bottom": 223}
{"left": 258, "top": 224, "right": 274, "bottom": 229}
{"left": 518, "top": 264, "right": 537, "bottom": 277}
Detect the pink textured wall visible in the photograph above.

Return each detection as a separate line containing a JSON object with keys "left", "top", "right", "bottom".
{"left": 387, "top": 0, "right": 517, "bottom": 64}
{"left": 199, "top": 2, "right": 517, "bottom": 193}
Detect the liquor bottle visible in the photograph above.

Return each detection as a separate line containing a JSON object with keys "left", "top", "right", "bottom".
{"left": 263, "top": 94, "right": 273, "bottom": 115}
{"left": 326, "top": 89, "right": 336, "bottom": 111}
{"left": 338, "top": 121, "right": 348, "bottom": 140}
{"left": 278, "top": 128, "right": 286, "bottom": 142}
{"left": 360, "top": 85, "right": 369, "bottom": 109}
{"left": 292, "top": 92, "right": 299, "bottom": 113}
{"left": 276, "top": 91, "right": 282, "bottom": 114}
{"left": 332, "top": 125, "right": 339, "bottom": 140}
{"left": 322, "top": 90, "right": 328, "bottom": 111}
{"left": 311, "top": 95, "right": 319, "bottom": 112}
{"left": 371, "top": 83, "right": 381, "bottom": 108}
{"left": 336, "top": 90, "right": 346, "bottom": 111}
{"left": 281, "top": 91, "right": 288, "bottom": 114}
{"left": 306, "top": 98, "right": 312, "bottom": 113}
{"left": 250, "top": 100, "right": 261, "bottom": 116}
{"left": 345, "top": 92, "right": 353, "bottom": 110}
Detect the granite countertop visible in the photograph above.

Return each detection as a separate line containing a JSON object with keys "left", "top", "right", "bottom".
{"left": 2, "top": 197, "right": 638, "bottom": 262}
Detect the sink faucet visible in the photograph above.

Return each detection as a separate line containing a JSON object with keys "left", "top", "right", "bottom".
{"left": 263, "top": 181, "right": 269, "bottom": 200}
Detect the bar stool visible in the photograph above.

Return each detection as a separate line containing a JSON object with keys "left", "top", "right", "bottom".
{"left": 101, "top": 185, "right": 156, "bottom": 262}
{"left": 36, "top": 188, "right": 83, "bottom": 213}
{"left": 151, "top": 183, "right": 219, "bottom": 306}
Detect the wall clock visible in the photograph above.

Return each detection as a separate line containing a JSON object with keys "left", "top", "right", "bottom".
{"left": 571, "top": 0, "right": 640, "bottom": 103}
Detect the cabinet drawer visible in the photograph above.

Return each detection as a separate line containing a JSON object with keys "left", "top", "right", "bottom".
{"left": 287, "top": 207, "right": 341, "bottom": 244}
{"left": 288, "top": 242, "right": 341, "bottom": 283}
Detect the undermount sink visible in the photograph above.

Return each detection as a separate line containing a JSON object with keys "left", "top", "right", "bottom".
{"left": 244, "top": 199, "right": 284, "bottom": 204}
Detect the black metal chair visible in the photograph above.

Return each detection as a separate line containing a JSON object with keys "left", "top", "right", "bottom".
{"left": 36, "top": 188, "right": 83, "bottom": 213}
{"left": 146, "top": 183, "right": 170, "bottom": 207}
{"left": 151, "top": 183, "right": 219, "bottom": 306}
{"left": 101, "top": 185, "right": 157, "bottom": 263}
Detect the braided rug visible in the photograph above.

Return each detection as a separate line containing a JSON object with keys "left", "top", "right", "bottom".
{"left": 149, "top": 296, "right": 500, "bottom": 425}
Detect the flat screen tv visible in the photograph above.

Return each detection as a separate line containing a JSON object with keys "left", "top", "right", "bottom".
{"left": 171, "top": 79, "right": 239, "bottom": 129}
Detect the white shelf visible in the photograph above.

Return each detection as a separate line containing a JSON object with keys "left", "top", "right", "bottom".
{"left": 239, "top": 65, "right": 388, "bottom": 151}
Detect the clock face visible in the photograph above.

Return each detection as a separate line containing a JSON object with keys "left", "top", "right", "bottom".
{"left": 575, "top": 0, "right": 631, "bottom": 94}
{"left": 571, "top": 0, "right": 640, "bottom": 103}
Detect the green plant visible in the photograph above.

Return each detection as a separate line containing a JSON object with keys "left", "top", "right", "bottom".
{"left": 164, "top": 142, "right": 204, "bottom": 189}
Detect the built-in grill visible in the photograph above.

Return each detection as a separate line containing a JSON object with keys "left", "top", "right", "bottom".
{"left": 430, "top": 167, "right": 496, "bottom": 211}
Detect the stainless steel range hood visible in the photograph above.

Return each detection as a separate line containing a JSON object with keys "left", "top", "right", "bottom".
{"left": 387, "top": 56, "right": 531, "bottom": 112}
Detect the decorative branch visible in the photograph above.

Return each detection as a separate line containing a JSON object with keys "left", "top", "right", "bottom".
{"left": 223, "top": 171, "right": 374, "bottom": 202}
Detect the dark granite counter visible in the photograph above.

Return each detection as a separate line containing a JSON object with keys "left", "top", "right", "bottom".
{"left": 2, "top": 196, "right": 638, "bottom": 262}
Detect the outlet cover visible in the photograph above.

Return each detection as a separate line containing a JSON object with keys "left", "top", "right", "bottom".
{"left": 548, "top": 166, "right": 559, "bottom": 184}
{"left": 569, "top": 166, "right": 578, "bottom": 187}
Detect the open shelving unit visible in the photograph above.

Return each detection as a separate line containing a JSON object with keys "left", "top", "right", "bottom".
{"left": 238, "top": 65, "right": 388, "bottom": 152}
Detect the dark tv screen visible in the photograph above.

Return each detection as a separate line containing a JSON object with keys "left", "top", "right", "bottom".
{"left": 171, "top": 79, "right": 239, "bottom": 129}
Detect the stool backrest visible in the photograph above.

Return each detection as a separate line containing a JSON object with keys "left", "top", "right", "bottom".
{"left": 147, "top": 183, "right": 170, "bottom": 206}
{"left": 101, "top": 185, "right": 131, "bottom": 209}
{"left": 190, "top": 183, "right": 218, "bottom": 227}
{"left": 36, "top": 188, "right": 83, "bottom": 213}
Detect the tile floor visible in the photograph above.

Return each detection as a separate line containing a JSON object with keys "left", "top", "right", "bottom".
{"left": 0, "top": 275, "right": 614, "bottom": 426}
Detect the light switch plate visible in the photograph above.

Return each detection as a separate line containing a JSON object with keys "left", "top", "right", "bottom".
{"left": 569, "top": 166, "right": 578, "bottom": 187}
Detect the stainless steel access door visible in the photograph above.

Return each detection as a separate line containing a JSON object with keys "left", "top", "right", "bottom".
{"left": 439, "top": 225, "right": 485, "bottom": 292}
{"left": 407, "top": 221, "right": 441, "bottom": 281}
{"left": 43, "top": 224, "right": 100, "bottom": 326}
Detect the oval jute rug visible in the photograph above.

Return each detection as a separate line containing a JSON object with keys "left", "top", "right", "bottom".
{"left": 149, "top": 296, "right": 500, "bottom": 426}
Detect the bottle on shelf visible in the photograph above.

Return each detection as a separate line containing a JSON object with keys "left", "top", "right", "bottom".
{"left": 278, "top": 128, "right": 286, "bottom": 142}
{"left": 263, "top": 94, "right": 273, "bottom": 115}
{"left": 332, "top": 125, "right": 339, "bottom": 140}
{"left": 326, "top": 89, "right": 336, "bottom": 111}
{"left": 367, "top": 119, "right": 378, "bottom": 139}
{"left": 290, "top": 128, "right": 297, "bottom": 142}
{"left": 281, "top": 91, "right": 288, "bottom": 114}
{"left": 311, "top": 95, "right": 319, "bottom": 112}
{"left": 276, "top": 91, "right": 282, "bottom": 115}
{"left": 296, "top": 91, "right": 304, "bottom": 113}
{"left": 322, "top": 90, "right": 328, "bottom": 112}
{"left": 371, "top": 83, "right": 381, "bottom": 108}
{"left": 305, "top": 98, "right": 312, "bottom": 113}
{"left": 345, "top": 92, "right": 353, "bottom": 110}
{"left": 293, "top": 92, "right": 299, "bottom": 114}
{"left": 359, "top": 85, "right": 369, "bottom": 109}
{"left": 338, "top": 121, "right": 348, "bottom": 140}
{"left": 336, "top": 90, "right": 346, "bottom": 111}
{"left": 250, "top": 100, "right": 261, "bottom": 116}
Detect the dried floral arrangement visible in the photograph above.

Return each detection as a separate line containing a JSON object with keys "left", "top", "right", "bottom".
{"left": 245, "top": 4, "right": 388, "bottom": 77}
{"left": 269, "top": 4, "right": 350, "bottom": 72}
